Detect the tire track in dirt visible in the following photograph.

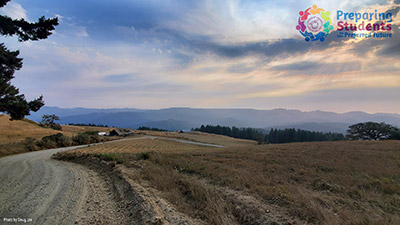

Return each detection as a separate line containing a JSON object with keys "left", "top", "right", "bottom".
{"left": 0, "top": 146, "right": 131, "bottom": 225}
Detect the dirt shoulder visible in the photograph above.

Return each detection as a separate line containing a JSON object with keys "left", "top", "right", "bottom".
{"left": 72, "top": 162, "right": 133, "bottom": 225}
{"left": 53, "top": 152, "right": 205, "bottom": 225}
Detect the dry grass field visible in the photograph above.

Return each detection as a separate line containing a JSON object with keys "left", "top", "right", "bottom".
{"left": 72, "top": 137, "right": 212, "bottom": 154}
{"left": 0, "top": 114, "right": 60, "bottom": 144}
{"left": 0, "top": 114, "right": 112, "bottom": 145}
{"left": 0, "top": 114, "right": 114, "bottom": 157}
{"left": 61, "top": 124, "right": 112, "bottom": 136}
{"left": 136, "top": 130, "right": 256, "bottom": 147}
{"left": 57, "top": 132, "right": 400, "bottom": 225}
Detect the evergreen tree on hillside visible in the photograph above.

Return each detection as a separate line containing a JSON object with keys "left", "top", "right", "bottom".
{"left": 265, "top": 128, "right": 344, "bottom": 143}
{"left": 0, "top": 0, "right": 58, "bottom": 119}
{"left": 193, "top": 125, "right": 264, "bottom": 142}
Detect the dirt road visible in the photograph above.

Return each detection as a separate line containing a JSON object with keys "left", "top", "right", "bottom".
{"left": 0, "top": 136, "right": 221, "bottom": 225}
{"left": 0, "top": 145, "right": 131, "bottom": 225}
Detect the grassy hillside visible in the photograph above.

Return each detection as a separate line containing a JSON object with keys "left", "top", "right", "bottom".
{"left": 0, "top": 114, "right": 61, "bottom": 144}
{"left": 0, "top": 114, "right": 113, "bottom": 144}
{"left": 61, "top": 124, "right": 112, "bottom": 136}
{"left": 0, "top": 114, "right": 114, "bottom": 157}
{"left": 56, "top": 132, "right": 400, "bottom": 225}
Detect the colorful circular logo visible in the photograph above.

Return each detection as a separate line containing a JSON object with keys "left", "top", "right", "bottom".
{"left": 296, "top": 5, "right": 333, "bottom": 42}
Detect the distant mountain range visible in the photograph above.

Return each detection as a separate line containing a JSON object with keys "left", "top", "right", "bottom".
{"left": 28, "top": 106, "right": 400, "bottom": 134}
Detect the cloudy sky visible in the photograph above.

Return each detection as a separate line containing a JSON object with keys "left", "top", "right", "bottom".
{"left": 1, "top": 0, "right": 399, "bottom": 113}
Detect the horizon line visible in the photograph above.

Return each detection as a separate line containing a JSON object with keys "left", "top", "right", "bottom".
{"left": 39, "top": 106, "right": 400, "bottom": 115}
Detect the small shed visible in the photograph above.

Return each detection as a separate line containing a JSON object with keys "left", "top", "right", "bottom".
{"left": 109, "top": 128, "right": 135, "bottom": 136}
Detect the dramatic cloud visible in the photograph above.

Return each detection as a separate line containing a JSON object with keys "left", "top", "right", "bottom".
{"left": 2, "top": 0, "right": 400, "bottom": 113}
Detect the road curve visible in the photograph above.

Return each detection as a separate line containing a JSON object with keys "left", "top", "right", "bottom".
{"left": 0, "top": 136, "right": 223, "bottom": 225}
{"left": 0, "top": 145, "right": 130, "bottom": 225}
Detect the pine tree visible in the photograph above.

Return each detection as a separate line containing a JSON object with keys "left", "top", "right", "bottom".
{"left": 0, "top": 0, "right": 58, "bottom": 119}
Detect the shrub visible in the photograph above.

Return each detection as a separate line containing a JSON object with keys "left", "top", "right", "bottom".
{"left": 89, "top": 134, "right": 101, "bottom": 143}
{"left": 60, "top": 135, "right": 72, "bottom": 147}
{"left": 37, "top": 133, "right": 72, "bottom": 148}
{"left": 37, "top": 139, "right": 57, "bottom": 149}
{"left": 23, "top": 137, "right": 38, "bottom": 151}
{"left": 137, "top": 152, "right": 151, "bottom": 160}
{"left": 72, "top": 133, "right": 91, "bottom": 145}
{"left": 83, "top": 131, "right": 101, "bottom": 136}
{"left": 72, "top": 132, "right": 103, "bottom": 145}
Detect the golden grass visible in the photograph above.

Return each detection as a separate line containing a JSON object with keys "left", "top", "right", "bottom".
{"left": 0, "top": 114, "right": 112, "bottom": 145}
{"left": 150, "top": 140, "right": 400, "bottom": 225}
{"left": 136, "top": 130, "right": 256, "bottom": 147}
{"left": 61, "top": 125, "right": 112, "bottom": 136}
{"left": 67, "top": 137, "right": 212, "bottom": 155}
{"left": 0, "top": 114, "right": 60, "bottom": 144}
{"left": 57, "top": 132, "right": 400, "bottom": 225}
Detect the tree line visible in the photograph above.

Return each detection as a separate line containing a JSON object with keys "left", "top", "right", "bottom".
{"left": 193, "top": 125, "right": 345, "bottom": 144}
{"left": 68, "top": 123, "right": 109, "bottom": 127}
{"left": 266, "top": 128, "right": 345, "bottom": 143}
{"left": 194, "top": 122, "right": 400, "bottom": 143}
{"left": 193, "top": 125, "right": 265, "bottom": 142}
{"left": 137, "top": 126, "right": 168, "bottom": 132}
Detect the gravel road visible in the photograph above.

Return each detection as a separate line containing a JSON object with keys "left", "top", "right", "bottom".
{"left": 0, "top": 136, "right": 223, "bottom": 225}
{"left": 0, "top": 145, "right": 130, "bottom": 225}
